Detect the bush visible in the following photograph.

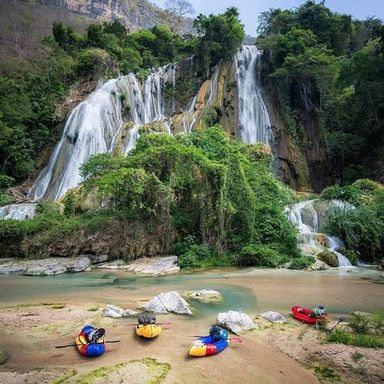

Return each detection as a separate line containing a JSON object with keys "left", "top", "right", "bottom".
{"left": 289, "top": 256, "right": 315, "bottom": 270}
{"left": 327, "top": 330, "right": 384, "bottom": 348}
{"left": 177, "top": 244, "right": 233, "bottom": 268}
{"left": 349, "top": 313, "right": 370, "bottom": 334}
{"left": 238, "top": 244, "right": 287, "bottom": 267}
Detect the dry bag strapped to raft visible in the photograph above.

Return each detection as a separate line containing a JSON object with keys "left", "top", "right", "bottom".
{"left": 138, "top": 314, "right": 156, "bottom": 325}
{"left": 76, "top": 325, "right": 105, "bottom": 357}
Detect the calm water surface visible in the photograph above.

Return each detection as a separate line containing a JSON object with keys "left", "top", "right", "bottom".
{"left": 0, "top": 267, "right": 382, "bottom": 319}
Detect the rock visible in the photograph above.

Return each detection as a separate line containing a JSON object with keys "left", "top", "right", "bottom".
{"left": 0, "top": 257, "right": 91, "bottom": 276}
{"left": 309, "top": 259, "right": 330, "bottom": 271}
{"left": 126, "top": 256, "right": 180, "bottom": 275}
{"left": 0, "top": 351, "right": 8, "bottom": 365}
{"left": 96, "top": 260, "right": 127, "bottom": 269}
{"left": 0, "top": 264, "right": 27, "bottom": 275}
{"left": 24, "top": 262, "right": 67, "bottom": 276}
{"left": 85, "top": 254, "right": 109, "bottom": 264}
{"left": 182, "top": 289, "right": 222, "bottom": 303}
{"left": 260, "top": 311, "right": 288, "bottom": 324}
{"left": 103, "top": 305, "right": 138, "bottom": 318}
{"left": 144, "top": 291, "right": 192, "bottom": 315}
{"left": 65, "top": 257, "right": 91, "bottom": 272}
{"left": 317, "top": 250, "right": 338, "bottom": 267}
{"left": 216, "top": 311, "right": 258, "bottom": 334}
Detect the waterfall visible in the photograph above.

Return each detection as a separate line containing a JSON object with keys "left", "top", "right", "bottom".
{"left": 236, "top": 46, "right": 271, "bottom": 146}
{"left": 0, "top": 203, "right": 36, "bottom": 220}
{"left": 28, "top": 64, "right": 176, "bottom": 202}
{"left": 286, "top": 199, "right": 354, "bottom": 267}
{"left": 29, "top": 78, "right": 125, "bottom": 202}
{"left": 4, "top": 48, "right": 275, "bottom": 219}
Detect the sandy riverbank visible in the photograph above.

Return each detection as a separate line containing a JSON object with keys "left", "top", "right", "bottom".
{"left": 0, "top": 268, "right": 383, "bottom": 383}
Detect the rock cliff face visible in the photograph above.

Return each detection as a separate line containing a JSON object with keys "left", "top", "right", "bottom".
{"left": 0, "top": 0, "right": 191, "bottom": 67}
{"left": 263, "top": 80, "right": 333, "bottom": 192}
{"left": 37, "top": 0, "right": 180, "bottom": 31}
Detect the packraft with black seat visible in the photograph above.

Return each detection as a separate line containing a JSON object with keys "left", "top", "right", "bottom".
{"left": 188, "top": 325, "right": 230, "bottom": 357}
{"left": 75, "top": 325, "right": 105, "bottom": 357}
{"left": 136, "top": 314, "right": 162, "bottom": 338}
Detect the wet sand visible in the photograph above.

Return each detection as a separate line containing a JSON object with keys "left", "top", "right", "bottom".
{"left": 0, "top": 268, "right": 383, "bottom": 383}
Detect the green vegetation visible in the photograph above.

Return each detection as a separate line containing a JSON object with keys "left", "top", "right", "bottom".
{"left": 322, "top": 179, "right": 384, "bottom": 263}
{"left": 0, "top": 7, "right": 244, "bottom": 191}
{"left": 288, "top": 256, "right": 315, "bottom": 270}
{"left": 313, "top": 365, "right": 340, "bottom": 383}
{"left": 75, "top": 358, "right": 171, "bottom": 384}
{"left": 194, "top": 7, "right": 245, "bottom": 72}
{"left": 257, "top": 1, "right": 384, "bottom": 184}
{"left": 327, "top": 330, "right": 384, "bottom": 348}
{"left": 0, "top": 127, "right": 299, "bottom": 266}
{"left": 327, "top": 310, "right": 384, "bottom": 348}
{"left": 51, "top": 369, "right": 77, "bottom": 384}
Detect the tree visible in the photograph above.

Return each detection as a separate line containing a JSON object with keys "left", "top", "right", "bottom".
{"left": 194, "top": 7, "right": 245, "bottom": 70}
{"left": 165, "top": 0, "right": 194, "bottom": 32}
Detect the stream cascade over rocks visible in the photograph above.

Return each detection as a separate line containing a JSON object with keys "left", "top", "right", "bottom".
{"left": 285, "top": 199, "right": 355, "bottom": 267}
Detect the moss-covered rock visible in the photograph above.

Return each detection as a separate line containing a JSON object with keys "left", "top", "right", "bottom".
{"left": 317, "top": 250, "right": 339, "bottom": 267}
{"left": 75, "top": 358, "right": 171, "bottom": 384}
{"left": 0, "top": 351, "right": 8, "bottom": 365}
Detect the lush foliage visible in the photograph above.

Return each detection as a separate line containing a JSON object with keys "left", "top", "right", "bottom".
{"left": 288, "top": 255, "right": 315, "bottom": 270}
{"left": 327, "top": 330, "right": 384, "bottom": 348}
{"left": 257, "top": 1, "right": 384, "bottom": 184}
{"left": 74, "top": 126, "right": 297, "bottom": 266}
{"left": 0, "top": 127, "right": 298, "bottom": 265}
{"left": 322, "top": 179, "right": 384, "bottom": 262}
{"left": 194, "top": 7, "right": 245, "bottom": 72}
{"left": 327, "top": 310, "right": 384, "bottom": 348}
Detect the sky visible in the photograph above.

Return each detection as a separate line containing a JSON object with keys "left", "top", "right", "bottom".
{"left": 151, "top": 0, "right": 384, "bottom": 35}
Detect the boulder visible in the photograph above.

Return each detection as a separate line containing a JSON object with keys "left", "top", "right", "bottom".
{"left": 317, "top": 250, "right": 338, "bottom": 267}
{"left": 182, "top": 289, "right": 222, "bottom": 303}
{"left": 103, "top": 304, "right": 138, "bottom": 318}
{"left": 216, "top": 310, "right": 258, "bottom": 334}
{"left": 0, "top": 351, "right": 8, "bottom": 365}
{"left": 309, "top": 259, "right": 330, "bottom": 271}
{"left": 85, "top": 254, "right": 109, "bottom": 264}
{"left": 260, "top": 311, "right": 288, "bottom": 324}
{"left": 96, "top": 260, "right": 126, "bottom": 269}
{"left": 65, "top": 256, "right": 91, "bottom": 272}
{"left": 126, "top": 256, "right": 180, "bottom": 275}
{"left": 143, "top": 291, "right": 192, "bottom": 315}
{"left": 0, "top": 257, "right": 91, "bottom": 276}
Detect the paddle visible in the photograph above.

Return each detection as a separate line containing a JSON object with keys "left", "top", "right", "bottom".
{"left": 126, "top": 322, "right": 172, "bottom": 326}
{"left": 55, "top": 340, "right": 120, "bottom": 348}
{"left": 327, "top": 317, "right": 345, "bottom": 333}
{"left": 189, "top": 336, "right": 242, "bottom": 343}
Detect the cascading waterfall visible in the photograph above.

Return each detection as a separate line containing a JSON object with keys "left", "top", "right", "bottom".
{"left": 236, "top": 45, "right": 271, "bottom": 145}
{"left": 3, "top": 46, "right": 274, "bottom": 219}
{"left": 286, "top": 199, "right": 354, "bottom": 267}
{"left": 28, "top": 64, "right": 176, "bottom": 202}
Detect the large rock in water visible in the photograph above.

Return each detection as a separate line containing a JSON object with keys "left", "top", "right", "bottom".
{"left": 0, "top": 257, "right": 91, "bottom": 276}
{"left": 126, "top": 256, "right": 180, "bottom": 275}
{"left": 182, "top": 289, "right": 222, "bottom": 303}
{"left": 143, "top": 291, "right": 192, "bottom": 315}
{"left": 96, "top": 256, "right": 180, "bottom": 275}
{"left": 216, "top": 311, "right": 258, "bottom": 334}
{"left": 260, "top": 311, "right": 288, "bottom": 324}
{"left": 103, "top": 304, "right": 138, "bottom": 318}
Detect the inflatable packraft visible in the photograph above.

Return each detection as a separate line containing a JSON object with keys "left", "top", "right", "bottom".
{"left": 75, "top": 325, "right": 105, "bottom": 357}
{"left": 135, "top": 314, "right": 162, "bottom": 338}
{"left": 188, "top": 325, "right": 229, "bottom": 357}
{"left": 292, "top": 305, "right": 327, "bottom": 325}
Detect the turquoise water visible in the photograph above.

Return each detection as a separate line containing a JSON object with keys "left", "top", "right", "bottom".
{"left": 0, "top": 268, "right": 383, "bottom": 319}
